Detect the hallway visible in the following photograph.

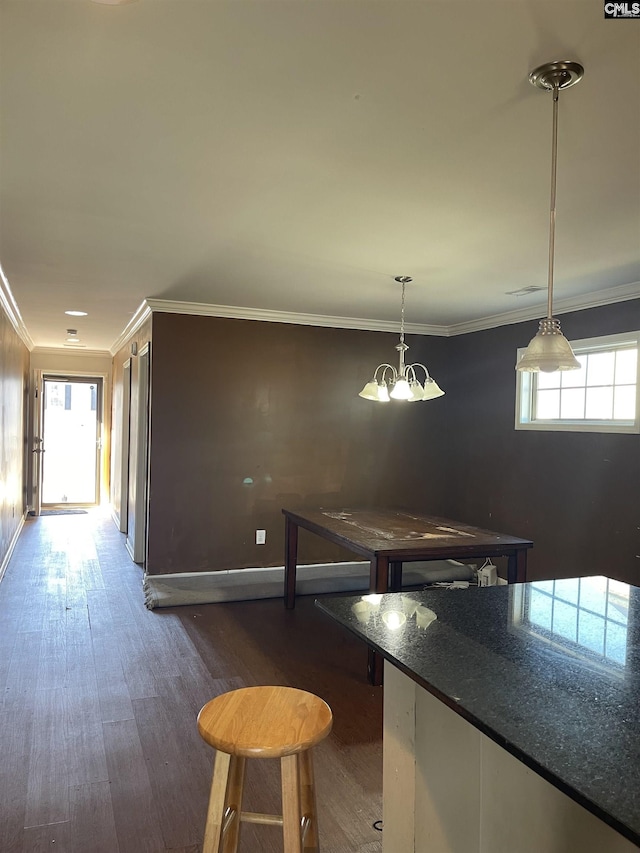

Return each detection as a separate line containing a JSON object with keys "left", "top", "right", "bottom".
{"left": 0, "top": 512, "right": 382, "bottom": 852}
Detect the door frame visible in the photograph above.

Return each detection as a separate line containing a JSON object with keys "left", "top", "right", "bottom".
{"left": 118, "top": 359, "right": 132, "bottom": 533}
{"left": 29, "top": 370, "right": 110, "bottom": 512}
{"left": 29, "top": 368, "right": 44, "bottom": 515}
{"left": 126, "top": 343, "right": 150, "bottom": 566}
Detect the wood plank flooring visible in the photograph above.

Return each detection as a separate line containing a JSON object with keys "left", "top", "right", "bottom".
{"left": 0, "top": 512, "right": 383, "bottom": 852}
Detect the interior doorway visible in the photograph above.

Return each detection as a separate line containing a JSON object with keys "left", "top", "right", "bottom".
{"left": 40, "top": 376, "right": 103, "bottom": 506}
{"left": 126, "top": 345, "right": 150, "bottom": 564}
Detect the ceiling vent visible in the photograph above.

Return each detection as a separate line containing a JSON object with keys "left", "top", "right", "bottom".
{"left": 505, "top": 286, "right": 546, "bottom": 297}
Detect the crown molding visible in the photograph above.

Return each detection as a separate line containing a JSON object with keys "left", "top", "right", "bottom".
{"left": 111, "top": 282, "right": 640, "bottom": 350}
{"left": 31, "top": 346, "right": 112, "bottom": 359}
{"left": 143, "top": 297, "right": 447, "bottom": 336}
{"left": 109, "top": 301, "right": 153, "bottom": 355}
{"left": 448, "top": 281, "right": 640, "bottom": 336}
{"left": 0, "top": 263, "right": 34, "bottom": 350}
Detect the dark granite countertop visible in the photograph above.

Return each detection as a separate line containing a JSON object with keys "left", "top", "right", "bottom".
{"left": 316, "top": 578, "right": 640, "bottom": 848}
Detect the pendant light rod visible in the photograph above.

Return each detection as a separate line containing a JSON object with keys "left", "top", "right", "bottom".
{"left": 531, "top": 59, "right": 584, "bottom": 321}
{"left": 547, "top": 84, "right": 559, "bottom": 320}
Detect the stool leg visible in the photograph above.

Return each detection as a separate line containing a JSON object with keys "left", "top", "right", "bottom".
{"left": 203, "top": 752, "right": 246, "bottom": 853}
{"left": 223, "top": 756, "right": 245, "bottom": 853}
{"left": 203, "top": 751, "right": 231, "bottom": 853}
{"left": 281, "top": 753, "right": 303, "bottom": 853}
{"left": 299, "top": 749, "right": 320, "bottom": 852}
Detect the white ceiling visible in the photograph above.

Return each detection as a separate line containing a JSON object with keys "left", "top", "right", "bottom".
{"left": 1, "top": 0, "right": 639, "bottom": 353}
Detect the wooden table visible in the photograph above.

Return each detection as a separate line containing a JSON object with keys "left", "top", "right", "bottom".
{"left": 283, "top": 507, "right": 533, "bottom": 684}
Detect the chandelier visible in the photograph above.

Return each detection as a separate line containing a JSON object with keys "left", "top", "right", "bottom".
{"left": 516, "top": 60, "right": 584, "bottom": 373}
{"left": 359, "top": 276, "right": 444, "bottom": 403}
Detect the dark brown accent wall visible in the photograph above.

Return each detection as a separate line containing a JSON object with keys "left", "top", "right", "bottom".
{"left": 441, "top": 299, "right": 640, "bottom": 584}
{"left": 145, "top": 313, "right": 449, "bottom": 574}
{"left": 117, "top": 300, "right": 639, "bottom": 587}
{"left": 0, "top": 302, "right": 29, "bottom": 571}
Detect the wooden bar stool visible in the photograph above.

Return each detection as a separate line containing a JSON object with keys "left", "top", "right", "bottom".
{"left": 197, "top": 685, "right": 333, "bottom": 853}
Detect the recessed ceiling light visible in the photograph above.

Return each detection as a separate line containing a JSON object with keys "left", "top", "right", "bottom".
{"left": 91, "top": 0, "right": 138, "bottom": 5}
{"left": 65, "top": 310, "right": 88, "bottom": 316}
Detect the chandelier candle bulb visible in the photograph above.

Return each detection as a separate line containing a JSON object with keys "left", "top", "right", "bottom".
{"left": 359, "top": 275, "right": 444, "bottom": 403}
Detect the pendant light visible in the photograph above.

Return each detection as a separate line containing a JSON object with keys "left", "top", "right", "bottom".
{"left": 516, "top": 60, "right": 584, "bottom": 373}
{"left": 359, "top": 276, "right": 444, "bottom": 403}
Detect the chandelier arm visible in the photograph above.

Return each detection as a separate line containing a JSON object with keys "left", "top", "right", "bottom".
{"left": 373, "top": 363, "right": 398, "bottom": 383}
{"left": 547, "top": 83, "right": 560, "bottom": 320}
{"left": 407, "top": 363, "right": 432, "bottom": 381}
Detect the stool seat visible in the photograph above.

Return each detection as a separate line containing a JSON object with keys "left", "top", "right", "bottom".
{"left": 197, "top": 685, "right": 333, "bottom": 853}
{"left": 198, "top": 685, "right": 332, "bottom": 759}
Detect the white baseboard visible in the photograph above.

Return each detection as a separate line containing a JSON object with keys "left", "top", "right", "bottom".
{"left": 110, "top": 505, "right": 121, "bottom": 531}
{"left": 143, "top": 559, "right": 475, "bottom": 609}
{"left": 0, "top": 512, "right": 27, "bottom": 585}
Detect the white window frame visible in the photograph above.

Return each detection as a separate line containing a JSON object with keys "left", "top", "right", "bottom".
{"left": 515, "top": 330, "right": 640, "bottom": 434}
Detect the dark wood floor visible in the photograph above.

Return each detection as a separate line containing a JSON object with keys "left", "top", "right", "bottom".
{"left": 0, "top": 512, "right": 383, "bottom": 853}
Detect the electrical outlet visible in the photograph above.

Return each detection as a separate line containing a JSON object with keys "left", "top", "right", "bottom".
{"left": 255, "top": 529, "right": 266, "bottom": 545}
{"left": 478, "top": 565, "right": 497, "bottom": 586}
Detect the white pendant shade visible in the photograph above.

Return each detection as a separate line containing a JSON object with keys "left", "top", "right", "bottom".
{"left": 377, "top": 383, "right": 390, "bottom": 402}
{"left": 407, "top": 381, "right": 425, "bottom": 402}
{"left": 516, "top": 317, "right": 580, "bottom": 372}
{"left": 359, "top": 380, "right": 381, "bottom": 401}
{"left": 421, "top": 379, "right": 445, "bottom": 399}
{"left": 390, "top": 377, "right": 412, "bottom": 400}
{"left": 358, "top": 380, "right": 391, "bottom": 402}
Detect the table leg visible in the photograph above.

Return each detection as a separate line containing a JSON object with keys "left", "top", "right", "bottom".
{"left": 370, "top": 555, "right": 390, "bottom": 595}
{"left": 367, "top": 648, "right": 384, "bottom": 687}
{"left": 389, "top": 560, "right": 403, "bottom": 592}
{"left": 284, "top": 517, "right": 299, "bottom": 609}
{"left": 367, "top": 555, "right": 389, "bottom": 685}
{"left": 507, "top": 548, "right": 528, "bottom": 584}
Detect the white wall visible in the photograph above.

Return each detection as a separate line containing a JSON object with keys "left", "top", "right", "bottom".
{"left": 30, "top": 348, "right": 112, "bottom": 375}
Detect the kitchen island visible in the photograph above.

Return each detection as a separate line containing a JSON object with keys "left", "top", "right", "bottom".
{"left": 317, "top": 579, "right": 640, "bottom": 852}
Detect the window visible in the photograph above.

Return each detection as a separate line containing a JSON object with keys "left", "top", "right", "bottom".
{"left": 516, "top": 331, "right": 640, "bottom": 433}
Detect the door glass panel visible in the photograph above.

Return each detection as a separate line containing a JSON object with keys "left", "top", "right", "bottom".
{"left": 42, "top": 379, "right": 99, "bottom": 504}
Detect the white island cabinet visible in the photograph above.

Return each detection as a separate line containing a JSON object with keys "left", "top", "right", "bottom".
{"left": 317, "top": 580, "right": 640, "bottom": 853}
